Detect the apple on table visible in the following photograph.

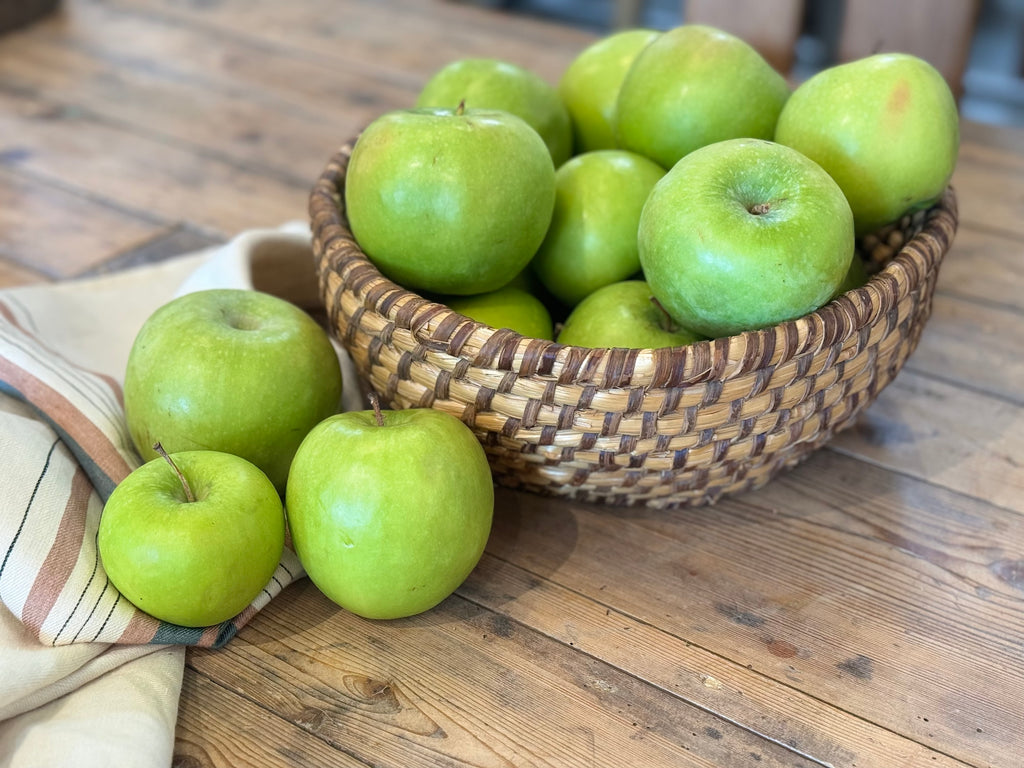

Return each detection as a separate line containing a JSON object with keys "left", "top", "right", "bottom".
{"left": 99, "top": 445, "right": 285, "bottom": 627}
{"left": 123, "top": 288, "right": 343, "bottom": 495}
{"left": 285, "top": 395, "right": 494, "bottom": 620}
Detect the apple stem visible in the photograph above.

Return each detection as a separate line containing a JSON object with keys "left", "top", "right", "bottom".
{"left": 649, "top": 296, "right": 677, "bottom": 333}
{"left": 368, "top": 392, "right": 386, "bottom": 427}
{"left": 152, "top": 442, "right": 196, "bottom": 503}
{"left": 749, "top": 202, "right": 772, "bottom": 215}
{"left": 456, "top": 99, "right": 466, "bottom": 116}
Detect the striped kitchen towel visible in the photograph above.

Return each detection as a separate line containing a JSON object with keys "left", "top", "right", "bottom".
{"left": 0, "top": 237, "right": 310, "bottom": 650}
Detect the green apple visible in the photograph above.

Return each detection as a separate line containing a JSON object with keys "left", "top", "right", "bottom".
{"left": 124, "top": 288, "right": 343, "bottom": 494}
{"left": 285, "top": 399, "right": 494, "bottom": 620}
{"left": 558, "top": 28, "right": 660, "bottom": 153}
{"left": 98, "top": 447, "right": 284, "bottom": 627}
{"left": 557, "top": 280, "right": 702, "bottom": 349}
{"left": 446, "top": 285, "right": 554, "bottom": 340}
{"left": 638, "top": 138, "right": 854, "bottom": 339}
{"left": 615, "top": 24, "right": 790, "bottom": 169}
{"left": 417, "top": 58, "right": 572, "bottom": 166}
{"left": 774, "top": 52, "right": 959, "bottom": 235}
{"left": 345, "top": 106, "right": 556, "bottom": 296}
{"left": 835, "top": 256, "right": 869, "bottom": 297}
{"left": 531, "top": 149, "right": 666, "bottom": 307}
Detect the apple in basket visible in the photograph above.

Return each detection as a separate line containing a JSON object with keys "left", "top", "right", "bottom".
{"left": 557, "top": 28, "right": 660, "bottom": 153}
{"left": 99, "top": 445, "right": 285, "bottom": 627}
{"left": 446, "top": 285, "right": 555, "bottom": 340}
{"left": 775, "top": 52, "right": 960, "bottom": 236}
{"left": 557, "top": 280, "right": 703, "bottom": 349}
{"left": 416, "top": 57, "right": 573, "bottom": 167}
{"left": 345, "top": 103, "right": 556, "bottom": 297}
{"left": 615, "top": 24, "right": 791, "bottom": 170}
{"left": 123, "top": 288, "right": 343, "bottom": 495}
{"left": 639, "top": 138, "right": 855, "bottom": 339}
{"left": 285, "top": 395, "right": 494, "bottom": 620}
{"left": 530, "top": 148, "right": 667, "bottom": 309}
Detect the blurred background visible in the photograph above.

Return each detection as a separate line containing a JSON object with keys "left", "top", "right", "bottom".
{"left": 455, "top": 0, "right": 1024, "bottom": 127}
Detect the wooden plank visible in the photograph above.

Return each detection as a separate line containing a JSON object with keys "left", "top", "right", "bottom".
{"left": 100, "top": 0, "right": 592, "bottom": 84}
{"left": 474, "top": 461, "right": 1024, "bottom": 768}
{"left": 837, "top": 0, "right": 981, "bottom": 98}
{"left": 951, "top": 143, "right": 1024, "bottom": 238}
{"left": 0, "top": 83, "right": 309, "bottom": 237}
{"left": 832, "top": 369, "right": 1024, "bottom": 512}
{"left": 936, "top": 225, "right": 1024, "bottom": 311}
{"left": 79, "top": 225, "right": 222, "bottom": 278}
{"left": 0, "top": 166, "right": 168, "bottom": 279}
{"left": 459, "top": 556, "right": 970, "bottom": 768}
{"left": 0, "top": 3, "right": 414, "bottom": 179}
{"left": 176, "top": 669, "right": 369, "bottom": 767}
{"left": 0, "top": 257, "right": 49, "bottom": 289}
{"left": 905, "top": 291, "right": 1024, "bottom": 404}
{"left": 684, "top": 0, "right": 804, "bottom": 73}
{"left": 189, "top": 579, "right": 825, "bottom": 768}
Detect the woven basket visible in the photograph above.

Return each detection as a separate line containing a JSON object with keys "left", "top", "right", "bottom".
{"left": 310, "top": 140, "right": 958, "bottom": 508}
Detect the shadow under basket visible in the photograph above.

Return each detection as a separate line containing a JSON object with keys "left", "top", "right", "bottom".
{"left": 310, "top": 142, "right": 958, "bottom": 509}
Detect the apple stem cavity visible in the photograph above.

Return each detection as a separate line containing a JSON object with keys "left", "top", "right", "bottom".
{"left": 153, "top": 441, "right": 196, "bottom": 503}
{"left": 649, "top": 296, "right": 678, "bottom": 333}
{"left": 749, "top": 202, "right": 772, "bottom": 216}
{"left": 368, "top": 392, "right": 386, "bottom": 427}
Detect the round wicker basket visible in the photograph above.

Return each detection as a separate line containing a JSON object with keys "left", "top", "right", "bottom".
{"left": 310, "top": 141, "right": 958, "bottom": 508}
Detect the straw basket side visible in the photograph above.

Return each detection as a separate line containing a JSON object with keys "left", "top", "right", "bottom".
{"left": 310, "top": 141, "right": 958, "bottom": 508}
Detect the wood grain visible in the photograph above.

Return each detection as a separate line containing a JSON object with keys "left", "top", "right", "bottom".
{"left": 188, "top": 579, "right": 824, "bottom": 768}
{"left": 175, "top": 670, "right": 368, "bottom": 767}
{"left": 473, "top": 474, "right": 1024, "bottom": 768}
{"left": 0, "top": 3, "right": 413, "bottom": 179}
{"left": 0, "top": 83, "right": 309, "bottom": 237}
{"left": 0, "top": 166, "right": 167, "bottom": 278}
{"left": 2, "top": 1, "right": 1022, "bottom": 767}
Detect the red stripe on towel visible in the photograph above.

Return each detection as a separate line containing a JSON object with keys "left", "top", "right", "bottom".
{"left": 0, "top": 358, "right": 134, "bottom": 486}
{"left": 20, "top": 466, "right": 93, "bottom": 636}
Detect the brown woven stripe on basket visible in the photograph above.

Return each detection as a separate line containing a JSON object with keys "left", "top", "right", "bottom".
{"left": 310, "top": 140, "right": 958, "bottom": 508}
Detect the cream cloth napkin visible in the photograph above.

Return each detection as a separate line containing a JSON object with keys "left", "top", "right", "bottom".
{"left": 0, "top": 223, "right": 358, "bottom": 767}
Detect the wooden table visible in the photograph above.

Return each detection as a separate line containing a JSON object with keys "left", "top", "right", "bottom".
{"left": 2, "top": 2, "right": 1022, "bottom": 766}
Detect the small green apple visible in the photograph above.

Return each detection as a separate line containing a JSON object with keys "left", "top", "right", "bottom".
{"left": 615, "top": 24, "right": 790, "bottom": 169}
{"left": 98, "top": 447, "right": 284, "bottom": 627}
{"left": 531, "top": 149, "right": 666, "bottom": 308}
{"left": 446, "top": 285, "right": 555, "bottom": 340}
{"left": 774, "top": 52, "right": 959, "bottom": 235}
{"left": 345, "top": 106, "right": 556, "bottom": 296}
{"left": 557, "top": 280, "right": 702, "bottom": 349}
{"left": 124, "top": 289, "right": 343, "bottom": 494}
{"left": 639, "top": 138, "right": 854, "bottom": 339}
{"left": 835, "top": 256, "right": 869, "bottom": 298}
{"left": 285, "top": 398, "right": 494, "bottom": 620}
{"left": 558, "top": 28, "right": 660, "bottom": 153}
{"left": 417, "top": 58, "right": 572, "bottom": 166}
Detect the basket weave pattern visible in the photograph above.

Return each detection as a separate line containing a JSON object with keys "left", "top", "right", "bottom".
{"left": 310, "top": 142, "right": 958, "bottom": 508}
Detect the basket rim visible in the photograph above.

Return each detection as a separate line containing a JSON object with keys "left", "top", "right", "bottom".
{"left": 310, "top": 140, "right": 959, "bottom": 389}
